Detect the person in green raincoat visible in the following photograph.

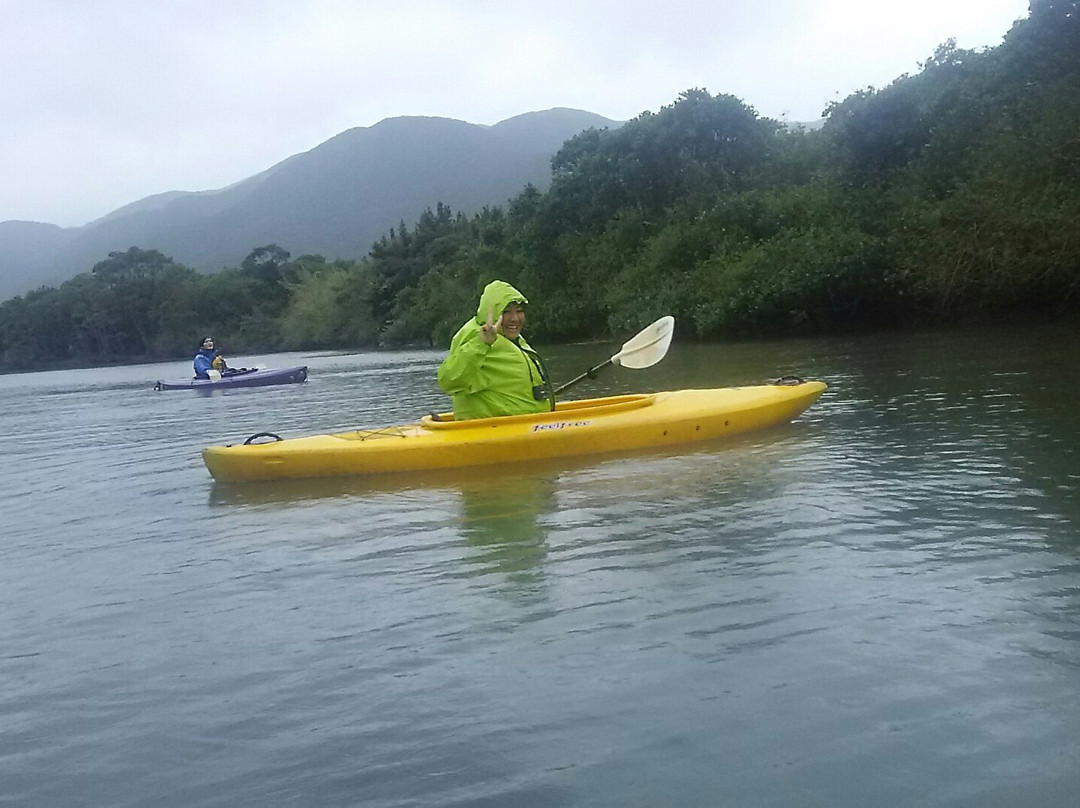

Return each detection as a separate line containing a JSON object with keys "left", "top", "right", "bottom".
{"left": 437, "top": 280, "right": 554, "bottom": 421}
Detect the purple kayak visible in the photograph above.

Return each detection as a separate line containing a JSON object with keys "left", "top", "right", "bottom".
{"left": 154, "top": 366, "right": 308, "bottom": 391}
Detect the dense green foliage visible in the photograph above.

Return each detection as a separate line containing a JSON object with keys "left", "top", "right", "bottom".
{"left": 2, "top": 0, "right": 1077, "bottom": 372}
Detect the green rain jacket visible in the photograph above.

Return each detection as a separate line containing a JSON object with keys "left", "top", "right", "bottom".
{"left": 437, "top": 280, "right": 551, "bottom": 421}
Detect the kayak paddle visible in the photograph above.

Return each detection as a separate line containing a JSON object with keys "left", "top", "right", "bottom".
{"left": 554, "top": 315, "right": 675, "bottom": 395}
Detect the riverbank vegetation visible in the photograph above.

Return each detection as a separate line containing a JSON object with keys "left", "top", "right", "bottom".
{"left": 1, "top": 0, "right": 1077, "bottom": 372}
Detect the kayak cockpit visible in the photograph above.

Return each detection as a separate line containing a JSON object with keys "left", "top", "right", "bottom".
{"left": 421, "top": 393, "right": 657, "bottom": 429}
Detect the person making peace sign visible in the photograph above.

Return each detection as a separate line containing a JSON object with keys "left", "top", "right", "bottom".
{"left": 437, "top": 280, "right": 554, "bottom": 421}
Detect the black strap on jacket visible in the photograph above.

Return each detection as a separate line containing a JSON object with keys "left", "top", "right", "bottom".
{"left": 512, "top": 340, "right": 556, "bottom": 411}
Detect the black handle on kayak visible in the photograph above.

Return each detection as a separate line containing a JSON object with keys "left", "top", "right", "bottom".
{"left": 243, "top": 432, "right": 283, "bottom": 445}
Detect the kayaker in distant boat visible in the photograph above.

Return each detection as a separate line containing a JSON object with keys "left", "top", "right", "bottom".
{"left": 193, "top": 336, "right": 228, "bottom": 379}
{"left": 437, "top": 280, "right": 554, "bottom": 420}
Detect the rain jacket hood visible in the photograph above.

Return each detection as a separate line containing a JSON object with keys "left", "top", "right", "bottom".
{"left": 473, "top": 280, "right": 528, "bottom": 325}
{"left": 437, "top": 280, "right": 550, "bottom": 421}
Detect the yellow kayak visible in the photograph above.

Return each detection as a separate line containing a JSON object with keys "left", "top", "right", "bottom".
{"left": 203, "top": 380, "right": 826, "bottom": 483}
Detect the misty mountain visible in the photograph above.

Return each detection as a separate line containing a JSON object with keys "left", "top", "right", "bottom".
{"left": 0, "top": 108, "right": 618, "bottom": 301}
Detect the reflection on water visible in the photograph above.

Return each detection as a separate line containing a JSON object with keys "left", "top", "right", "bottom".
{"left": 457, "top": 474, "right": 555, "bottom": 577}
{"left": 211, "top": 467, "right": 558, "bottom": 578}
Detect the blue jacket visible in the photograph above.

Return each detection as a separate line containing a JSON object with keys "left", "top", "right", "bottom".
{"left": 193, "top": 348, "right": 217, "bottom": 379}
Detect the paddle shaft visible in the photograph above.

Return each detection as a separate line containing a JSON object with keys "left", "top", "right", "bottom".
{"left": 554, "top": 357, "right": 613, "bottom": 396}
{"left": 551, "top": 315, "right": 675, "bottom": 397}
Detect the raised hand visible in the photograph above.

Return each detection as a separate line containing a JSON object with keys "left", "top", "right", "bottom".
{"left": 479, "top": 305, "right": 500, "bottom": 345}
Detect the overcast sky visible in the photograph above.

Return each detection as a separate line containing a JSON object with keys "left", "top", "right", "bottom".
{"left": 2, "top": 0, "right": 1031, "bottom": 228}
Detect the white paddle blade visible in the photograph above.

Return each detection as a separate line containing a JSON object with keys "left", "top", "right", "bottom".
{"left": 612, "top": 315, "right": 675, "bottom": 369}
{"left": 207, "top": 369, "right": 222, "bottom": 382}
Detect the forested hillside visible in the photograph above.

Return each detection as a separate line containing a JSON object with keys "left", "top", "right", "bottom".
{"left": 1, "top": 0, "right": 1077, "bottom": 372}
{"left": 0, "top": 108, "right": 615, "bottom": 300}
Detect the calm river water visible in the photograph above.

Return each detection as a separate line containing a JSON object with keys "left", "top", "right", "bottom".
{"left": 2, "top": 324, "right": 1078, "bottom": 807}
